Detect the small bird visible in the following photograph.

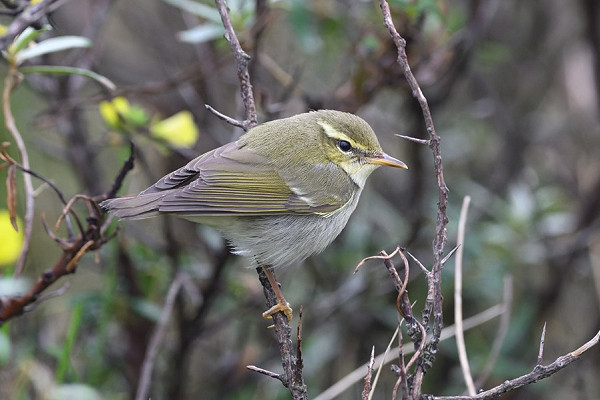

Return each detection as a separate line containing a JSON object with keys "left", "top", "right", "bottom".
{"left": 102, "top": 110, "right": 407, "bottom": 322}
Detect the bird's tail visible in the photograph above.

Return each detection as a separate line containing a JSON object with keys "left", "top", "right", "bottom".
{"left": 100, "top": 191, "right": 170, "bottom": 220}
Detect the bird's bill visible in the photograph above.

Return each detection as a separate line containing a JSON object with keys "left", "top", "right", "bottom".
{"left": 367, "top": 152, "right": 408, "bottom": 169}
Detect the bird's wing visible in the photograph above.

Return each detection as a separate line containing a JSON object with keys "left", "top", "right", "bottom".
{"left": 104, "top": 141, "right": 354, "bottom": 219}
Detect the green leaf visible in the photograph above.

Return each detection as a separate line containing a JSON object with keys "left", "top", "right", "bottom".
{"left": 163, "top": 0, "right": 221, "bottom": 23}
{"left": 178, "top": 24, "right": 224, "bottom": 43}
{"left": 7, "top": 25, "right": 50, "bottom": 58}
{"left": 0, "top": 277, "right": 30, "bottom": 296}
{"left": 0, "top": 328, "right": 11, "bottom": 365}
{"left": 15, "top": 35, "right": 91, "bottom": 64}
{"left": 19, "top": 65, "right": 116, "bottom": 91}
{"left": 131, "top": 298, "right": 162, "bottom": 322}
{"left": 50, "top": 384, "right": 103, "bottom": 400}
{"left": 56, "top": 302, "right": 84, "bottom": 383}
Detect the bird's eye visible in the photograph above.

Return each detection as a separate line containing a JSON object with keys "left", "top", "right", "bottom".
{"left": 337, "top": 140, "right": 352, "bottom": 152}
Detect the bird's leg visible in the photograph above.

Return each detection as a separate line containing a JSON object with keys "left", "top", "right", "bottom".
{"left": 261, "top": 265, "right": 293, "bottom": 323}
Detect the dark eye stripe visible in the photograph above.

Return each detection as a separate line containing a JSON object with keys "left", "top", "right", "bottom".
{"left": 337, "top": 140, "right": 352, "bottom": 152}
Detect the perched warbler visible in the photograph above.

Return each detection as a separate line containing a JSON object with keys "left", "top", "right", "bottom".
{"left": 102, "top": 110, "right": 407, "bottom": 322}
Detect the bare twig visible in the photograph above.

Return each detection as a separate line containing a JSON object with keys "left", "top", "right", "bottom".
{"left": 255, "top": 266, "right": 308, "bottom": 400}
{"left": 0, "top": 232, "right": 109, "bottom": 324}
{"left": 204, "top": 104, "right": 246, "bottom": 129}
{"left": 354, "top": 245, "right": 401, "bottom": 274}
{"left": 395, "top": 134, "right": 430, "bottom": 145}
{"left": 135, "top": 273, "right": 186, "bottom": 400}
{"left": 536, "top": 322, "right": 547, "bottom": 366}
{"left": 406, "top": 250, "right": 431, "bottom": 275}
{"left": 361, "top": 346, "right": 375, "bottom": 400}
{"left": 103, "top": 141, "right": 135, "bottom": 201}
{"left": 430, "top": 329, "right": 600, "bottom": 400}
{"left": 313, "top": 305, "right": 505, "bottom": 400}
{"left": 247, "top": 365, "right": 285, "bottom": 382}
{"left": 214, "top": 0, "right": 258, "bottom": 130}
{"left": 0, "top": 148, "right": 131, "bottom": 324}
{"left": 375, "top": 327, "right": 401, "bottom": 400}
{"left": 23, "top": 281, "right": 71, "bottom": 312}
{"left": 378, "top": 0, "right": 449, "bottom": 396}
{"left": 211, "top": 1, "right": 305, "bottom": 397}
{"left": 455, "top": 196, "right": 475, "bottom": 395}
{"left": 3, "top": 67, "right": 34, "bottom": 275}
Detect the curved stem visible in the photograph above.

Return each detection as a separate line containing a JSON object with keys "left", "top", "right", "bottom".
{"left": 3, "top": 68, "right": 34, "bottom": 275}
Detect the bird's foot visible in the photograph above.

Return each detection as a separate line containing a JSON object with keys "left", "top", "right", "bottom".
{"left": 262, "top": 301, "right": 293, "bottom": 329}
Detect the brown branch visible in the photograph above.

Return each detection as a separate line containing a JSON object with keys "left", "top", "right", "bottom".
{"left": 429, "top": 329, "right": 600, "bottom": 400}
{"left": 313, "top": 305, "right": 506, "bottom": 400}
{"left": 103, "top": 141, "right": 135, "bottom": 201}
{"left": 255, "top": 266, "right": 308, "bottom": 400}
{"left": 214, "top": 0, "right": 258, "bottom": 130}
{"left": 378, "top": 0, "right": 449, "bottom": 396}
{"left": 0, "top": 149, "right": 132, "bottom": 324}
{"left": 211, "top": 1, "right": 306, "bottom": 397}
{"left": 0, "top": 224, "right": 110, "bottom": 324}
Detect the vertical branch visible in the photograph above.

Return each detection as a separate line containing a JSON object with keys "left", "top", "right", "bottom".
{"left": 3, "top": 67, "right": 34, "bottom": 275}
{"left": 256, "top": 267, "right": 308, "bottom": 400}
{"left": 455, "top": 196, "right": 475, "bottom": 395}
{"left": 378, "top": 0, "right": 450, "bottom": 395}
{"left": 214, "top": 0, "right": 258, "bottom": 130}
{"left": 212, "top": 2, "right": 305, "bottom": 398}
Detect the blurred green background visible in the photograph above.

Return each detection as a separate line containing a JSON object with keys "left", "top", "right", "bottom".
{"left": 1, "top": 0, "right": 599, "bottom": 399}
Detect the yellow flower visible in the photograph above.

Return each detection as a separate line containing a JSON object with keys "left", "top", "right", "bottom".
{"left": 99, "top": 97, "right": 130, "bottom": 129}
{"left": 0, "top": 210, "right": 24, "bottom": 266}
{"left": 150, "top": 111, "right": 199, "bottom": 148}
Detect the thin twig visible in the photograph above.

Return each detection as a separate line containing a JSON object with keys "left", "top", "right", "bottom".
{"left": 372, "top": 326, "right": 398, "bottom": 400}
{"left": 395, "top": 133, "right": 430, "bottom": 145}
{"left": 255, "top": 266, "right": 307, "bottom": 399}
{"left": 406, "top": 250, "right": 431, "bottom": 275}
{"left": 313, "top": 305, "right": 505, "bottom": 400}
{"left": 455, "top": 196, "right": 475, "bottom": 395}
{"left": 378, "top": 1, "right": 449, "bottom": 395}
{"left": 205, "top": 104, "right": 246, "bottom": 129}
{"left": 362, "top": 346, "right": 375, "bottom": 400}
{"left": 3, "top": 67, "right": 34, "bottom": 275}
{"left": 354, "top": 245, "right": 401, "bottom": 274}
{"left": 1, "top": 142, "right": 82, "bottom": 237}
{"left": 431, "top": 329, "right": 600, "bottom": 400}
{"left": 23, "top": 281, "right": 71, "bottom": 312}
{"left": 214, "top": 0, "right": 258, "bottom": 130}
{"left": 103, "top": 141, "right": 135, "bottom": 201}
{"left": 135, "top": 273, "right": 185, "bottom": 400}
{"left": 536, "top": 322, "right": 547, "bottom": 366}
{"left": 247, "top": 365, "right": 285, "bottom": 382}
{"left": 211, "top": 1, "right": 305, "bottom": 397}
